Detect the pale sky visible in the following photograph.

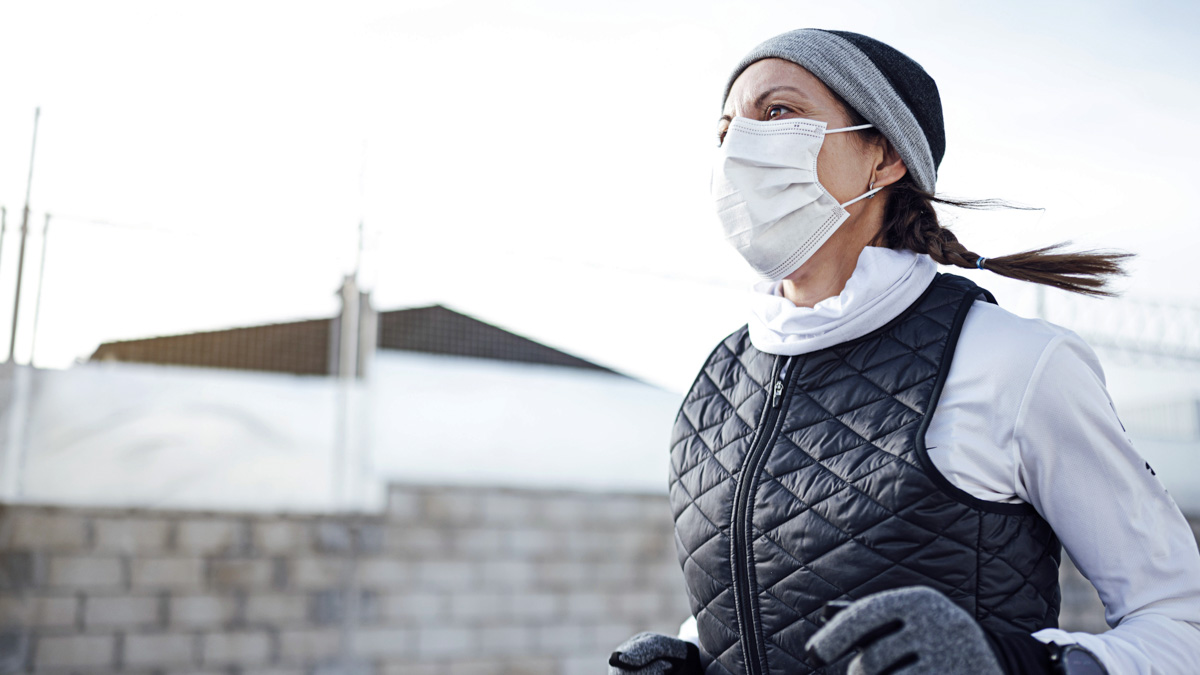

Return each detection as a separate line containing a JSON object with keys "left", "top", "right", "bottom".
{"left": 1, "top": 0, "right": 1198, "bottom": 392}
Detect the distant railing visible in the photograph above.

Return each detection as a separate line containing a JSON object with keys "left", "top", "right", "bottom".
{"left": 1042, "top": 290, "right": 1200, "bottom": 366}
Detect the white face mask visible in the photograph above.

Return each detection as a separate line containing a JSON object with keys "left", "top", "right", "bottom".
{"left": 712, "top": 116, "right": 882, "bottom": 281}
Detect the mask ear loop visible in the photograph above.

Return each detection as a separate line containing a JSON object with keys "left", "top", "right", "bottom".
{"left": 839, "top": 184, "right": 884, "bottom": 208}
{"left": 825, "top": 123, "right": 882, "bottom": 206}
{"left": 825, "top": 123, "right": 875, "bottom": 134}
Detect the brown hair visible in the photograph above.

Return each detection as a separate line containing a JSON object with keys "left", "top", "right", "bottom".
{"left": 877, "top": 178, "right": 1133, "bottom": 297}
{"left": 837, "top": 103, "right": 1133, "bottom": 297}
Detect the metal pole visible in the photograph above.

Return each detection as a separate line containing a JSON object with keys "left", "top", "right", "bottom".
{"left": 334, "top": 276, "right": 360, "bottom": 509}
{"left": 2, "top": 365, "right": 32, "bottom": 500}
{"left": 0, "top": 207, "right": 7, "bottom": 277}
{"left": 28, "top": 214, "right": 50, "bottom": 367}
{"left": 8, "top": 108, "right": 40, "bottom": 364}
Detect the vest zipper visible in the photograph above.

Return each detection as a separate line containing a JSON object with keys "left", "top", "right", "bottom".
{"left": 733, "top": 356, "right": 793, "bottom": 675}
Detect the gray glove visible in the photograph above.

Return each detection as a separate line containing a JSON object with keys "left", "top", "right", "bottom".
{"left": 608, "top": 632, "right": 702, "bottom": 675}
{"left": 805, "top": 586, "right": 1004, "bottom": 675}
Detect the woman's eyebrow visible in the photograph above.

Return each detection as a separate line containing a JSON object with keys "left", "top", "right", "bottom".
{"left": 721, "top": 86, "right": 814, "bottom": 122}
{"left": 753, "top": 86, "right": 809, "bottom": 109}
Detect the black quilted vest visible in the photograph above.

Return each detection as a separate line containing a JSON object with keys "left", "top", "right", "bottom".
{"left": 669, "top": 274, "right": 1061, "bottom": 675}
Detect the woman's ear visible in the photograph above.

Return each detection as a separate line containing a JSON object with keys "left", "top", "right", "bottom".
{"left": 872, "top": 140, "right": 908, "bottom": 190}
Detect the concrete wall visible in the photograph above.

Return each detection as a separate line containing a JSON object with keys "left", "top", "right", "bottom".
{"left": 2, "top": 485, "right": 1197, "bottom": 675}
{"left": 0, "top": 485, "right": 687, "bottom": 675}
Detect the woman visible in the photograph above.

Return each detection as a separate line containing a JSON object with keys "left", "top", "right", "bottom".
{"left": 608, "top": 29, "right": 1200, "bottom": 675}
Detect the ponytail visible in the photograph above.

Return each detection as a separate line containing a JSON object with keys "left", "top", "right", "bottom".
{"left": 878, "top": 179, "right": 1133, "bottom": 297}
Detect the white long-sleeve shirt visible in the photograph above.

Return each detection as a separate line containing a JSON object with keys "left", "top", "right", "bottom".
{"left": 680, "top": 246, "right": 1200, "bottom": 674}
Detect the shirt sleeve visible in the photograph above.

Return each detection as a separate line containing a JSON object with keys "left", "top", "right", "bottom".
{"left": 1012, "top": 332, "right": 1200, "bottom": 674}
{"left": 678, "top": 615, "right": 700, "bottom": 645}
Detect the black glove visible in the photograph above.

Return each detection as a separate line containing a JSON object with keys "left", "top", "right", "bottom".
{"left": 805, "top": 586, "right": 1004, "bottom": 675}
{"left": 609, "top": 632, "right": 702, "bottom": 675}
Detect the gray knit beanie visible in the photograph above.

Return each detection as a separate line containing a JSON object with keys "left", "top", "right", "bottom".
{"left": 723, "top": 29, "right": 944, "bottom": 194}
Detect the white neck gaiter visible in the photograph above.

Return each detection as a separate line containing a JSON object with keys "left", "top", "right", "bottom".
{"left": 747, "top": 246, "right": 938, "bottom": 356}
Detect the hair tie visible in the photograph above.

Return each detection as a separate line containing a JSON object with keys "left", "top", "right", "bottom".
{"left": 975, "top": 257, "right": 988, "bottom": 270}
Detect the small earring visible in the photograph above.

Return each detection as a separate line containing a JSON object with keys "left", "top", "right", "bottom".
{"left": 868, "top": 179, "right": 877, "bottom": 199}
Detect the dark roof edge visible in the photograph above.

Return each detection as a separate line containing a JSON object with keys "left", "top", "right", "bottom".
{"left": 86, "top": 303, "right": 654, "bottom": 385}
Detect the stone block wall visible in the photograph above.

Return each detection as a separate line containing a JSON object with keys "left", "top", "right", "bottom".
{"left": 1, "top": 485, "right": 1196, "bottom": 674}
{"left": 0, "top": 485, "right": 688, "bottom": 675}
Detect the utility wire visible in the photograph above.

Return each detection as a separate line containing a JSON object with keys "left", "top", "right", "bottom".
{"left": 48, "top": 213, "right": 203, "bottom": 237}
{"left": 17, "top": 211, "right": 1200, "bottom": 365}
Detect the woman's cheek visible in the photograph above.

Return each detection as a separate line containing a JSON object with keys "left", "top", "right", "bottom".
{"left": 816, "top": 142, "right": 864, "bottom": 204}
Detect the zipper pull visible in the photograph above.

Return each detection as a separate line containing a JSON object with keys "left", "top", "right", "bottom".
{"left": 771, "top": 359, "right": 790, "bottom": 408}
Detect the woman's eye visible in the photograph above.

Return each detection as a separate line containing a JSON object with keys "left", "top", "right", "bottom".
{"left": 767, "top": 105, "right": 791, "bottom": 120}
{"left": 717, "top": 127, "right": 728, "bottom": 146}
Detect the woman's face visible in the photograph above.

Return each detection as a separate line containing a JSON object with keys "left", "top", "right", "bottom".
{"left": 720, "top": 58, "right": 877, "bottom": 206}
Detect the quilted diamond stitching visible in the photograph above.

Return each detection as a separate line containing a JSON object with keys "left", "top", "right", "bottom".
{"left": 668, "top": 277, "right": 1061, "bottom": 675}
{"left": 760, "top": 468, "right": 979, "bottom": 557}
